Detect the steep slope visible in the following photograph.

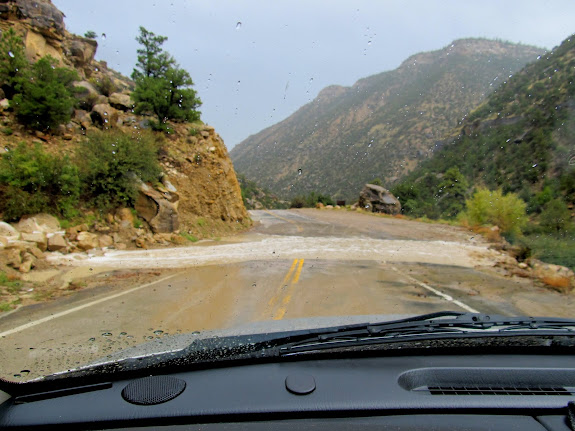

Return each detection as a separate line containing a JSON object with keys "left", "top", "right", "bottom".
{"left": 393, "top": 34, "right": 575, "bottom": 218}
{"left": 0, "top": 0, "right": 248, "bottom": 244}
{"left": 231, "top": 39, "right": 543, "bottom": 201}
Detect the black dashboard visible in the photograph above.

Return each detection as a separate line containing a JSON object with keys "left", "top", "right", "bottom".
{"left": 1, "top": 353, "right": 574, "bottom": 430}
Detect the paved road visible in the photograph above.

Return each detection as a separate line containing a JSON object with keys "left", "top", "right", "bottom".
{"left": 1, "top": 209, "right": 573, "bottom": 381}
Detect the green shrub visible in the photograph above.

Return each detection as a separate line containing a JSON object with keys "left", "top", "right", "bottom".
{"left": 90, "top": 75, "right": 116, "bottom": 97}
{"left": 78, "top": 130, "right": 162, "bottom": 210}
{"left": 0, "top": 143, "right": 81, "bottom": 221}
{"left": 84, "top": 30, "right": 98, "bottom": 39}
{"left": 539, "top": 199, "right": 573, "bottom": 233}
{"left": 290, "top": 191, "right": 334, "bottom": 208}
{"left": 76, "top": 91, "right": 100, "bottom": 111}
{"left": 0, "top": 28, "right": 28, "bottom": 99}
{"left": 11, "top": 56, "right": 78, "bottom": 131}
{"left": 463, "top": 187, "right": 528, "bottom": 236}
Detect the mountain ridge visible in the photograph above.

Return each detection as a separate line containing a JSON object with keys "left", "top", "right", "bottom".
{"left": 231, "top": 38, "right": 544, "bottom": 200}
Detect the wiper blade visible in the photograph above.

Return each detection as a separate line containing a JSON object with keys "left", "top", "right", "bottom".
{"left": 280, "top": 312, "right": 575, "bottom": 354}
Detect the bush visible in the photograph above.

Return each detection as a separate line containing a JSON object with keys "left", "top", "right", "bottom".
{"left": 290, "top": 191, "right": 334, "bottom": 208}
{"left": 0, "top": 143, "right": 81, "bottom": 221}
{"left": 90, "top": 75, "right": 116, "bottom": 97}
{"left": 77, "top": 130, "right": 162, "bottom": 210}
{"left": 463, "top": 187, "right": 528, "bottom": 236}
{"left": 539, "top": 199, "right": 573, "bottom": 233}
{"left": 11, "top": 56, "right": 78, "bottom": 131}
{"left": 0, "top": 28, "right": 28, "bottom": 99}
{"left": 84, "top": 30, "right": 97, "bottom": 39}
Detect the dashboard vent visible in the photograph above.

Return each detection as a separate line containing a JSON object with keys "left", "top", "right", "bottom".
{"left": 425, "top": 386, "right": 575, "bottom": 396}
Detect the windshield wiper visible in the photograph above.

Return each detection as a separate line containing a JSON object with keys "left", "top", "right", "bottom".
{"left": 279, "top": 312, "right": 575, "bottom": 355}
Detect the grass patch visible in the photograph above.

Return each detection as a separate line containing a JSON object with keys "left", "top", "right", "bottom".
{"left": 0, "top": 271, "right": 22, "bottom": 290}
{"left": 180, "top": 232, "right": 199, "bottom": 243}
{"left": 0, "top": 301, "right": 15, "bottom": 312}
{"left": 197, "top": 217, "right": 207, "bottom": 227}
{"left": 519, "top": 234, "right": 575, "bottom": 271}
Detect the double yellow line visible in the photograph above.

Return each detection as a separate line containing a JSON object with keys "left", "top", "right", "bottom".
{"left": 268, "top": 258, "right": 305, "bottom": 320}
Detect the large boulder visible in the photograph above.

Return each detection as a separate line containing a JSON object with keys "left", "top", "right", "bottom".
{"left": 21, "top": 232, "right": 47, "bottom": 251}
{"left": 16, "top": 214, "right": 61, "bottom": 233}
{"left": 74, "top": 81, "right": 99, "bottom": 96}
{"left": 73, "top": 109, "right": 92, "bottom": 129}
{"left": 358, "top": 184, "right": 402, "bottom": 215}
{"left": 14, "top": 0, "right": 65, "bottom": 36}
{"left": 90, "top": 103, "right": 119, "bottom": 129}
{"left": 135, "top": 183, "right": 180, "bottom": 234}
{"left": 76, "top": 232, "right": 100, "bottom": 251}
{"left": 108, "top": 93, "right": 134, "bottom": 111}
{"left": 64, "top": 37, "right": 97, "bottom": 70}
{"left": 47, "top": 233, "right": 67, "bottom": 252}
{"left": 531, "top": 260, "right": 575, "bottom": 293}
{"left": 0, "top": 221, "right": 20, "bottom": 239}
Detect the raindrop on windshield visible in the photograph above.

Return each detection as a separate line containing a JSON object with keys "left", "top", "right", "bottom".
{"left": 8, "top": 51, "right": 14, "bottom": 58}
{"left": 236, "top": 22, "right": 242, "bottom": 30}
{"left": 101, "top": 33, "right": 106, "bottom": 40}
{"left": 298, "top": 168, "right": 302, "bottom": 175}
{"left": 101, "top": 332, "right": 112, "bottom": 337}
{"left": 153, "top": 330, "right": 164, "bottom": 335}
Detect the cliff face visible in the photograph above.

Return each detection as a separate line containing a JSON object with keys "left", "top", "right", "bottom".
{"left": 0, "top": 0, "right": 248, "bottom": 242}
{"left": 0, "top": 0, "right": 97, "bottom": 77}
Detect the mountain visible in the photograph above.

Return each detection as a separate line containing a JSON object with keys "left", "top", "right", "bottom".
{"left": 392, "top": 34, "right": 575, "bottom": 220}
{"left": 230, "top": 39, "right": 543, "bottom": 201}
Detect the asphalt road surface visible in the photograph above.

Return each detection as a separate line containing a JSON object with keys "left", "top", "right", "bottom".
{"left": 1, "top": 209, "right": 573, "bottom": 381}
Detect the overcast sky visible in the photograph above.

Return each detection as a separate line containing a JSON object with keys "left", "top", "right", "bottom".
{"left": 52, "top": 1, "right": 575, "bottom": 149}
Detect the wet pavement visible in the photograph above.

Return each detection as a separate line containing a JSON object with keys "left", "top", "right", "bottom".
{"left": 1, "top": 209, "right": 574, "bottom": 381}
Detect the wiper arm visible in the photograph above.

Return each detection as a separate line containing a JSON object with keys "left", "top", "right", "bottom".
{"left": 280, "top": 312, "right": 575, "bottom": 354}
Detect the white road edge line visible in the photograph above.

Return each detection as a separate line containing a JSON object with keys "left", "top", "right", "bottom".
{"left": 391, "top": 266, "right": 479, "bottom": 313}
{"left": 0, "top": 273, "right": 179, "bottom": 338}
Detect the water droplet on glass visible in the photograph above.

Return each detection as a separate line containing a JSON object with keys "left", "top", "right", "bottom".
{"left": 532, "top": 164, "right": 538, "bottom": 168}
{"left": 119, "top": 332, "right": 127, "bottom": 336}
{"left": 102, "top": 332, "right": 112, "bottom": 337}
{"left": 8, "top": 51, "right": 14, "bottom": 58}
{"left": 101, "top": 33, "right": 106, "bottom": 40}
{"left": 367, "top": 40, "right": 372, "bottom": 46}
{"left": 191, "top": 331, "right": 200, "bottom": 335}
{"left": 252, "top": 282, "right": 257, "bottom": 287}
{"left": 153, "top": 330, "right": 164, "bottom": 335}
{"left": 88, "top": 337, "right": 96, "bottom": 342}
{"left": 236, "top": 22, "right": 242, "bottom": 30}
{"left": 298, "top": 168, "right": 302, "bottom": 175}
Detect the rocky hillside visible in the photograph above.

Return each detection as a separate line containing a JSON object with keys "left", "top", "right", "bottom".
{"left": 0, "top": 1, "right": 248, "bottom": 266}
{"left": 394, "top": 34, "right": 575, "bottom": 217}
{"left": 231, "top": 39, "right": 543, "bottom": 200}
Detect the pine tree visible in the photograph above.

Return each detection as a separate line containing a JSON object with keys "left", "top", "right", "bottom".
{"left": 131, "top": 27, "right": 201, "bottom": 129}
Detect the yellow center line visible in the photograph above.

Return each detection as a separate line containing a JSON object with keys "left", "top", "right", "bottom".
{"left": 268, "top": 258, "right": 299, "bottom": 307}
{"left": 273, "top": 259, "right": 305, "bottom": 320}
{"left": 263, "top": 209, "right": 304, "bottom": 233}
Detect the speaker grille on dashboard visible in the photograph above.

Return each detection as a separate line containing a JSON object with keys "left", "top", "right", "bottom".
{"left": 121, "top": 375, "right": 186, "bottom": 405}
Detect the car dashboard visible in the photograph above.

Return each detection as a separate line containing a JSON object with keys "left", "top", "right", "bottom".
{"left": 1, "top": 352, "right": 574, "bottom": 430}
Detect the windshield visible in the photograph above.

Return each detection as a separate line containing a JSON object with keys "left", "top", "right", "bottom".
{"left": 0, "top": 0, "right": 574, "bottom": 383}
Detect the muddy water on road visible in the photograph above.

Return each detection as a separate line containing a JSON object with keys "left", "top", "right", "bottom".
{"left": 2, "top": 209, "right": 574, "bottom": 382}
